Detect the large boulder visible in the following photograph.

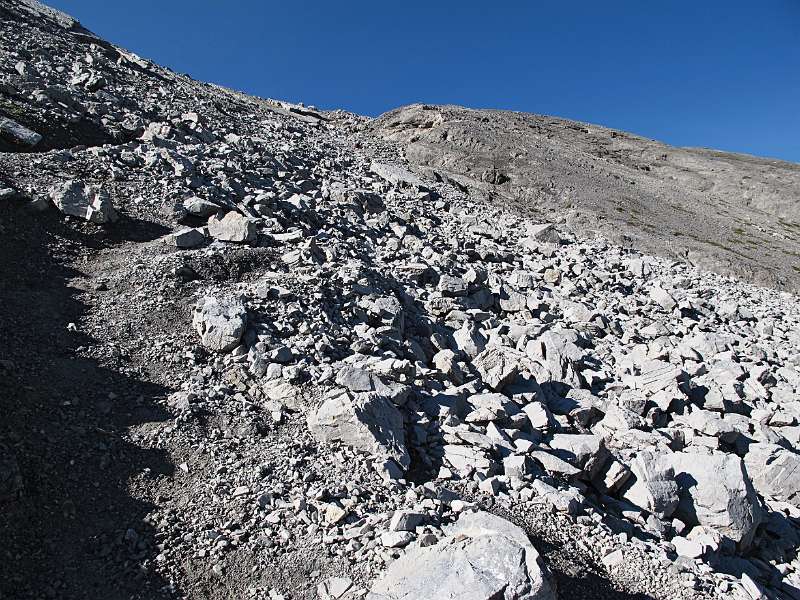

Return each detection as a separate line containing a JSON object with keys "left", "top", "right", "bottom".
{"left": 207, "top": 211, "right": 257, "bottom": 242}
{"left": 307, "top": 387, "right": 409, "bottom": 474}
{"left": 367, "top": 511, "right": 555, "bottom": 600}
{"left": 620, "top": 450, "right": 680, "bottom": 520}
{"left": 744, "top": 443, "right": 800, "bottom": 505}
{"left": 666, "top": 452, "right": 762, "bottom": 548}
{"left": 473, "top": 346, "right": 523, "bottom": 391}
{"left": 192, "top": 296, "right": 247, "bottom": 352}
{"left": 50, "top": 180, "right": 118, "bottom": 224}
{"left": 547, "top": 433, "right": 608, "bottom": 479}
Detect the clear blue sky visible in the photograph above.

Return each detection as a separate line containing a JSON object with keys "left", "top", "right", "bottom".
{"left": 49, "top": 0, "right": 800, "bottom": 163}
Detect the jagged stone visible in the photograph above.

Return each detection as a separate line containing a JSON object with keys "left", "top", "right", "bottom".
{"left": 744, "top": 443, "right": 800, "bottom": 505}
{"left": 473, "top": 346, "right": 522, "bottom": 391}
{"left": 666, "top": 452, "right": 762, "bottom": 548}
{"left": 367, "top": 511, "right": 556, "bottom": 600}
{"left": 192, "top": 295, "right": 247, "bottom": 352}
{"left": 307, "top": 388, "right": 409, "bottom": 473}
{"left": 207, "top": 211, "right": 257, "bottom": 242}
{"left": 50, "top": 180, "right": 118, "bottom": 224}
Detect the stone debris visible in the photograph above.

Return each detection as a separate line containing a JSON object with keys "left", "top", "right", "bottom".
{"left": 192, "top": 295, "right": 247, "bottom": 352}
{"left": 367, "top": 511, "right": 555, "bottom": 600}
{"left": 2, "top": 3, "right": 800, "bottom": 600}
{"left": 49, "top": 180, "right": 118, "bottom": 224}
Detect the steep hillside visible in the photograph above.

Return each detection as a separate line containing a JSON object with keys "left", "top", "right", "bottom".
{"left": 2, "top": 3, "right": 800, "bottom": 600}
{"left": 370, "top": 104, "right": 800, "bottom": 290}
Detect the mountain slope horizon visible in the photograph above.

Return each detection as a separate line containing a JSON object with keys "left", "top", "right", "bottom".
{"left": 4, "top": 3, "right": 800, "bottom": 600}
{"left": 370, "top": 103, "right": 800, "bottom": 290}
{"left": 3, "top": 1, "right": 798, "bottom": 290}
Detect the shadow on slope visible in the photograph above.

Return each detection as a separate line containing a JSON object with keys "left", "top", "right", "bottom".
{"left": 0, "top": 200, "right": 177, "bottom": 600}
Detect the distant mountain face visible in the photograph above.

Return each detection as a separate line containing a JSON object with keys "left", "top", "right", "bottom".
{"left": 369, "top": 104, "right": 800, "bottom": 291}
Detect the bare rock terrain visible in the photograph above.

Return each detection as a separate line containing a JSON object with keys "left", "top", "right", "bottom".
{"left": 370, "top": 104, "right": 800, "bottom": 291}
{"left": 2, "top": 2, "right": 800, "bottom": 600}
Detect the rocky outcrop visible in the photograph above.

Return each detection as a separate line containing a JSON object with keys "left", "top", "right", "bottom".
{"left": 370, "top": 104, "right": 800, "bottom": 291}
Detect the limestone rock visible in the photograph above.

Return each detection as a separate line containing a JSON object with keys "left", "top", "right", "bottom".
{"left": 473, "top": 347, "right": 523, "bottom": 391}
{"left": 666, "top": 452, "right": 762, "bottom": 548}
{"left": 50, "top": 180, "right": 118, "bottom": 224}
{"left": 207, "top": 211, "right": 257, "bottom": 242}
{"left": 192, "top": 296, "right": 247, "bottom": 352}
{"left": 744, "top": 443, "right": 800, "bottom": 505}
{"left": 367, "top": 511, "right": 555, "bottom": 600}
{"left": 307, "top": 388, "right": 409, "bottom": 473}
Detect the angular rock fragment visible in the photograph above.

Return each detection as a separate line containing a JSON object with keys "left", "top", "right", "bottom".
{"left": 526, "top": 222, "right": 561, "bottom": 244}
{"left": 50, "top": 180, "right": 118, "bottom": 224}
{"left": 172, "top": 227, "right": 205, "bottom": 248}
{"left": 182, "top": 196, "right": 220, "bottom": 217}
{"left": 192, "top": 296, "right": 247, "bottom": 352}
{"left": 620, "top": 451, "right": 680, "bottom": 520}
{"left": 666, "top": 452, "right": 762, "bottom": 548}
{"left": 547, "top": 433, "right": 608, "bottom": 479}
{"left": 370, "top": 162, "right": 426, "bottom": 189}
{"left": 744, "top": 443, "right": 800, "bottom": 505}
{"left": 0, "top": 116, "right": 42, "bottom": 148}
{"left": 453, "top": 321, "right": 487, "bottom": 358}
{"left": 367, "top": 511, "right": 555, "bottom": 600}
{"left": 473, "top": 346, "right": 523, "bottom": 391}
{"left": 307, "top": 388, "right": 409, "bottom": 473}
{"left": 650, "top": 285, "right": 677, "bottom": 311}
{"left": 207, "top": 211, "right": 256, "bottom": 242}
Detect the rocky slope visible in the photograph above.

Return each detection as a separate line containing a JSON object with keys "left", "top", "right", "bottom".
{"left": 2, "top": 2, "right": 800, "bottom": 600}
{"left": 370, "top": 104, "right": 800, "bottom": 291}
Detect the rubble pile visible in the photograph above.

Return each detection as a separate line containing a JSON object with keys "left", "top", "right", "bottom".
{"left": 1, "top": 2, "right": 800, "bottom": 600}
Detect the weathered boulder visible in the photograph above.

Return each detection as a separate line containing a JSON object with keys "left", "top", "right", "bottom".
{"left": 307, "top": 388, "right": 410, "bottom": 473}
{"left": 453, "top": 321, "right": 487, "bottom": 358}
{"left": 473, "top": 346, "right": 523, "bottom": 391}
{"left": 620, "top": 450, "right": 680, "bottom": 520}
{"left": 547, "top": 433, "right": 608, "bottom": 479}
{"left": 335, "top": 366, "right": 410, "bottom": 405}
{"left": 192, "top": 296, "right": 247, "bottom": 352}
{"left": 50, "top": 180, "right": 118, "bottom": 224}
{"left": 744, "top": 443, "right": 800, "bottom": 505}
{"left": 370, "top": 162, "right": 426, "bottom": 189}
{"left": 0, "top": 116, "right": 42, "bottom": 147}
{"left": 207, "top": 211, "right": 257, "bottom": 242}
{"left": 182, "top": 196, "right": 219, "bottom": 217}
{"left": 172, "top": 228, "right": 205, "bottom": 248}
{"left": 367, "top": 511, "right": 555, "bottom": 600}
{"left": 666, "top": 452, "right": 762, "bottom": 548}
{"left": 526, "top": 222, "right": 561, "bottom": 244}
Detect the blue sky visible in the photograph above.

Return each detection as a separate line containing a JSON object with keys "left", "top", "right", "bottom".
{"left": 49, "top": 1, "right": 800, "bottom": 163}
